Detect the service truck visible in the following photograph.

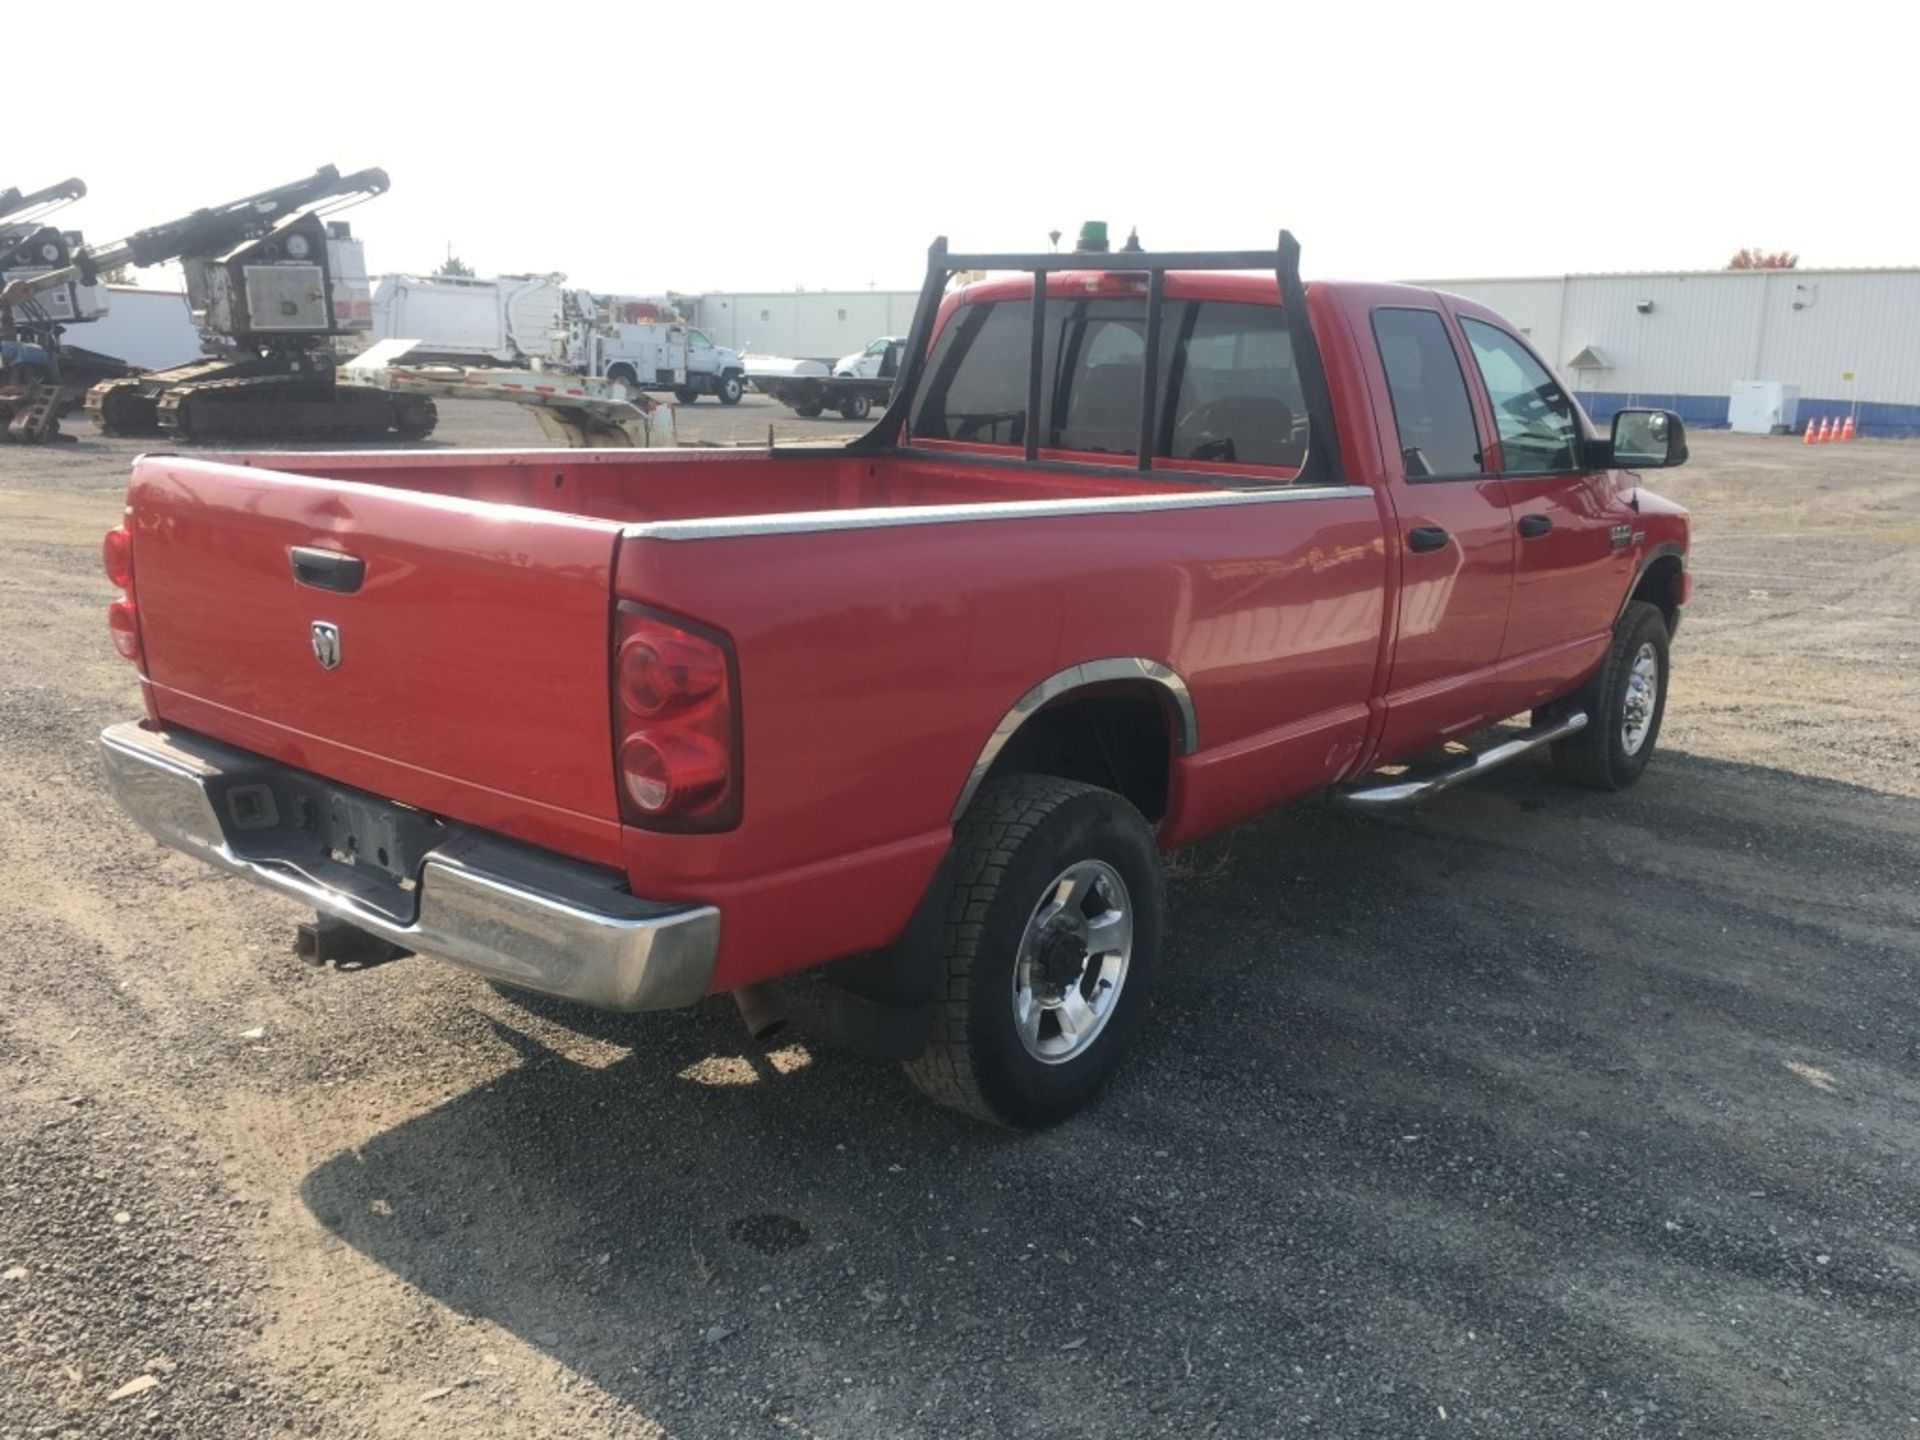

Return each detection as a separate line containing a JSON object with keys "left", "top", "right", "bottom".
{"left": 96, "top": 231, "right": 1690, "bottom": 1127}
{"left": 372, "top": 275, "right": 746, "bottom": 403}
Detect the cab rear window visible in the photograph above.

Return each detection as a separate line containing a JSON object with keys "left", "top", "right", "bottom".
{"left": 911, "top": 295, "right": 1308, "bottom": 474}
{"left": 911, "top": 300, "right": 1033, "bottom": 445}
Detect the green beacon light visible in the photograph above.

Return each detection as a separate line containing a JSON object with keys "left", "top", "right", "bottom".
{"left": 1074, "top": 221, "right": 1110, "bottom": 254}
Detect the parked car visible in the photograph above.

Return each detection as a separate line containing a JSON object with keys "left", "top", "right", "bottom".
{"left": 97, "top": 232, "right": 1690, "bottom": 1127}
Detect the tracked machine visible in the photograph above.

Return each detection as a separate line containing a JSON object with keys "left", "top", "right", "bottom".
{"left": 1, "top": 176, "right": 121, "bottom": 440}
{"left": 72, "top": 165, "right": 434, "bottom": 442}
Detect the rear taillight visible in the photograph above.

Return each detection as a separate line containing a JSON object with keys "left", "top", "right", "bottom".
{"left": 613, "top": 603, "right": 739, "bottom": 830}
{"left": 619, "top": 631, "right": 725, "bottom": 716}
{"left": 107, "top": 598, "right": 140, "bottom": 660}
{"left": 103, "top": 523, "right": 140, "bottom": 663}
{"left": 102, "top": 527, "right": 133, "bottom": 590}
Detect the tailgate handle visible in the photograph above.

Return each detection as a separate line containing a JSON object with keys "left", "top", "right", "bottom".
{"left": 289, "top": 546, "right": 366, "bottom": 594}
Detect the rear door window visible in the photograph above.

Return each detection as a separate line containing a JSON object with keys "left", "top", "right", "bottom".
{"left": 1459, "top": 318, "right": 1580, "bottom": 474}
{"left": 1371, "top": 307, "right": 1483, "bottom": 478}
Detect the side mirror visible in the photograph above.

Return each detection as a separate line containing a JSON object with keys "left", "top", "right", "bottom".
{"left": 1608, "top": 407, "right": 1688, "bottom": 469}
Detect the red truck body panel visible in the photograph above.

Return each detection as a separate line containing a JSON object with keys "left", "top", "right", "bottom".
{"left": 112, "top": 268, "right": 1689, "bottom": 997}
{"left": 128, "top": 459, "right": 630, "bottom": 866}
{"left": 612, "top": 478, "right": 1389, "bottom": 986}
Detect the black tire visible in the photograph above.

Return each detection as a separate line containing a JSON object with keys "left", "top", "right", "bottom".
{"left": 792, "top": 402, "right": 825, "bottom": 419}
{"left": 673, "top": 386, "right": 701, "bottom": 405}
{"left": 904, "top": 776, "right": 1164, "bottom": 1128}
{"left": 716, "top": 372, "right": 745, "bottom": 406}
{"left": 838, "top": 393, "right": 873, "bottom": 421}
{"left": 1549, "top": 600, "right": 1670, "bottom": 790}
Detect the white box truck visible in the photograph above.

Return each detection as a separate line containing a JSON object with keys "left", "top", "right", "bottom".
{"left": 371, "top": 274, "right": 566, "bottom": 366}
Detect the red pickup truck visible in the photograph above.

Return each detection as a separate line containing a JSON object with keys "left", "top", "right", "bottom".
{"left": 99, "top": 233, "right": 1690, "bottom": 1127}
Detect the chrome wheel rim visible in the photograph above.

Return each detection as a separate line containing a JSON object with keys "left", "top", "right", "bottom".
{"left": 1621, "top": 642, "right": 1659, "bottom": 756}
{"left": 1012, "top": 859, "right": 1133, "bottom": 1065}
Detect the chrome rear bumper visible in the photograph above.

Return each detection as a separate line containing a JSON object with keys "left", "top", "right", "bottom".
{"left": 98, "top": 722, "right": 719, "bottom": 1012}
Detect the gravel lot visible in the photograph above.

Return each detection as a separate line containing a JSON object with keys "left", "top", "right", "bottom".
{"left": 1, "top": 401, "right": 1916, "bottom": 1439}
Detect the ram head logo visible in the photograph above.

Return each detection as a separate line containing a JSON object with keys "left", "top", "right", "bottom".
{"left": 310, "top": 621, "right": 342, "bottom": 671}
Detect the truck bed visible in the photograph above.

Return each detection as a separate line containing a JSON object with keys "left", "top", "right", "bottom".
{"left": 207, "top": 445, "right": 1192, "bottom": 526}
{"left": 120, "top": 445, "right": 1258, "bottom": 878}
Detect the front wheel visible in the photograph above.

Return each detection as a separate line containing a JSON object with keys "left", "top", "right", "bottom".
{"left": 1549, "top": 599, "right": 1670, "bottom": 790}
{"left": 716, "top": 372, "right": 744, "bottom": 406}
{"left": 904, "top": 776, "right": 1164, "bottom": 1127}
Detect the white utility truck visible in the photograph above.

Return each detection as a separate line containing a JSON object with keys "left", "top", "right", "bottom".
{"left": 370, "top": 275, "right": 746, "bottom": 404}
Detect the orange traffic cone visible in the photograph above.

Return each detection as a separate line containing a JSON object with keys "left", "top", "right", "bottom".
{"left": 1842, "top": 414, "right": 1856, "bottom": 441}
{"left": 1804, "top": 418, "right": 1817, "bottom": 444}
{"left": 1817, "top": 417, "right": 1831, "bottom": 443}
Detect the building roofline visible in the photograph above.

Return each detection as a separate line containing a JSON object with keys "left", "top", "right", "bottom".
{"left": 1410, "top": 265, "right": 1920, "bottom": 285}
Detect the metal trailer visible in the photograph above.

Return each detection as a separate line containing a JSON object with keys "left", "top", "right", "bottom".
{"left": 341, "top": 338, "right": 675, "bottom": 449}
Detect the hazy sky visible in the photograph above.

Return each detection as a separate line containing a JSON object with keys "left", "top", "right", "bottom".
{"left": 42, "top": 0, "right": 1916, "bottom": 294}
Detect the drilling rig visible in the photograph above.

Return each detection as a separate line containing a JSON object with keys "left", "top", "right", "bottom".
{"left": 2, "top": 165, "right": 435, "bottom": 443}
{"left": 2, "top": 177, "right": 89, "bottom": 258}
{"left": 0, "top": 177, "right": 128, "bottom": 441}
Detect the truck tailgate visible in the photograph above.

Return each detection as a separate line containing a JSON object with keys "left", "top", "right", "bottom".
{"left": 127, "top": 457, "right": 627, "bottom": 865}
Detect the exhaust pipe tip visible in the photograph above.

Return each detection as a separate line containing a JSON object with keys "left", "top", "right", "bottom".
{"left": 730, "top": 982, "right": 790, "bottom": 1043}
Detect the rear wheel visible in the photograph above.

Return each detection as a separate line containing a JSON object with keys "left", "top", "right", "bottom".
{"left": 1549, "top": 599, "right": 1670, "bottom": 790}
{"left": 793, "top": 402, "right": 824, "bottom": 419}
{"left": 904, "top": 776, "right": 1163, "bottom": 1127}
{"left": 716, "top": 372, "right": 744, "bottom": 406}
{"left": 673, "top": 385, "right": 701, "bottom": 404}
{"left": 837, "top": 393, "right": 873, "bottom": 421}
{"left": 607, "top": 364, "right": 638, "bottom": 390}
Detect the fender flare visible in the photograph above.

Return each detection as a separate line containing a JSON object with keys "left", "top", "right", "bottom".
{"left": 949, "top": 658, "right": 1197, "bottom": 822}
{"left": 1619, "top": 542, "right": 1686, "bottom": 623}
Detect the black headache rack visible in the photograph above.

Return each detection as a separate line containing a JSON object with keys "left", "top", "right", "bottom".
{"left": 849, "top": 230, "right": 1346, "bottom": 488}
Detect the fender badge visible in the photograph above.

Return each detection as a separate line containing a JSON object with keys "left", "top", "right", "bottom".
{"left": 310, "top": 621, "right": 342, "bottom": 671}
{"left": 1609, "top": 523, "right": 1634, "bottom": 550}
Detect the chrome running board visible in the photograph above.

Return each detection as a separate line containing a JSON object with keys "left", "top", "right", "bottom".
{"left": 1335, "top": 712, "right": 1588, "bottom": 809}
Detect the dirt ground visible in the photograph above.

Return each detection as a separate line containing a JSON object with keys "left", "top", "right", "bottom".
{"left": 1, "top": 402, "right": 1916, "bottom": 1439}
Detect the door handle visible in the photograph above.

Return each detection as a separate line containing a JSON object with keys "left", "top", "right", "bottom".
{"left": 1407, "top": 526, "right": 1450, "bottom": 554}
{"left": 1518, "top": 514, "right": 1554, "bottom": 539}
{"left": 289, "top": 545, "right": 366, "bottom": 594}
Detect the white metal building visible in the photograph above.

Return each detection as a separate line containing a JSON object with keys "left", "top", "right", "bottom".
{"left": 685, "top": 267, "right": 1920, "bottom": 436}
{"left": 688, "top": 290, "right": 919, "bottom": 363}
{"left": 1413, "top": 267, "right": 1920, "bottom": 437}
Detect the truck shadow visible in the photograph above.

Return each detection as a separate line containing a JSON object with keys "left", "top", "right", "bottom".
{"left": 300, "top": 750, "right": 1920, "bottom": 1438}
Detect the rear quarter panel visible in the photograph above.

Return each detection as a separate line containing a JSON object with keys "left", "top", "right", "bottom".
{"left": 615, "top": 492, "right": 1387, "bottom": 986}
